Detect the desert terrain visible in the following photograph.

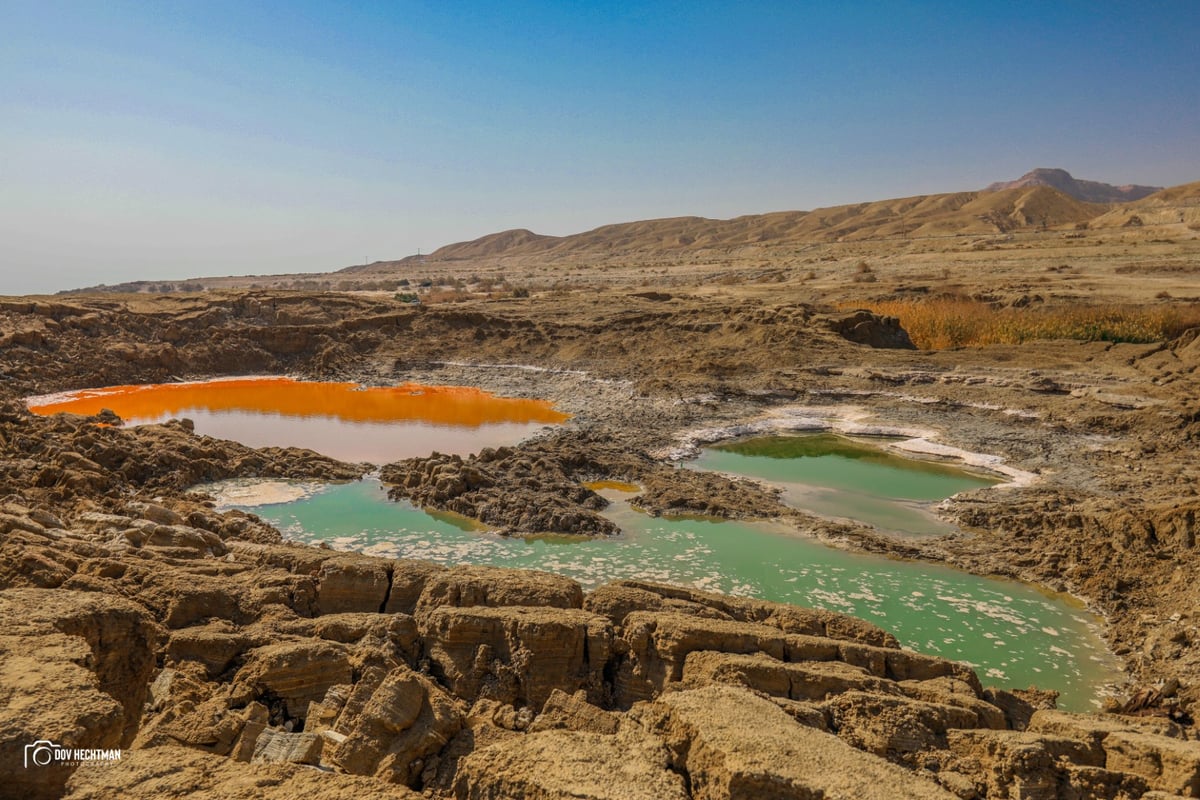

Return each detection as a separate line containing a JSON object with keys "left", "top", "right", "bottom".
{"left": 3, "top": 176, "right": 1200, "bottom": 798}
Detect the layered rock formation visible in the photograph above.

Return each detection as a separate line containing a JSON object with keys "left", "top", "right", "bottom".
{"left": 5, "top": 518, "right": 1199, "bottom": 799}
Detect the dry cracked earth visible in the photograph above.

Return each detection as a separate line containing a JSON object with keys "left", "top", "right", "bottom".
{"left": 2, "top": 245, "right": 1200, "bottom": 800}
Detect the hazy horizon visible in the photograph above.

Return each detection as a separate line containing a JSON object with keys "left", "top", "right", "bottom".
{"left": 3, "top": 1, "right": 1198, "bottom": 295}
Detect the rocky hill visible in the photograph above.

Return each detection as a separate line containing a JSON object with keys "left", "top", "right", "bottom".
{"left": 355, "top": 171, "right": 1174, "bottom": 269}
{"left": 1088, "top": 179, "right": 1200, "bottom": 229}
{"left": 346, "top": 185, "right": 1104, "bottom": 269}
{"left": 985, "top": 168, "right": 1162, "bottom": 204}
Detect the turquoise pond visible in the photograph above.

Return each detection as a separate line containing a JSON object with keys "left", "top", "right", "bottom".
{"left": 693, "top": 433, "right": 1000, "bottom": 535}
{"left": 212, "top": 474, "right": 1121, "bottom": 711}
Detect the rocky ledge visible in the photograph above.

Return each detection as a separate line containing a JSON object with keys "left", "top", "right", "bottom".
{"left": 380, "top": 430, "right": 792, "bottom": 536}
{"left": 3, "top": 504, "right": 1199, "bottom": 800}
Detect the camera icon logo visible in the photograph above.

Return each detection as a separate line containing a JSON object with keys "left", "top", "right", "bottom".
{"left": 24, "top": 740, "right": 59, "bottom": 768}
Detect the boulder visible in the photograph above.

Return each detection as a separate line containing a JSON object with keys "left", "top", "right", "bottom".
{"left": 611, "top": 610, "right": 928, "bottom": 705}
{"left": 133, "top": 692, "right": 250, "bottom": 755}
{"left": 63, "top": 744, "right": 422, "bottom": 799}
{"left": 327, "top": 664, "right": 463, "bottom": 785}
{"left": 902, "top": 677, "right": 1006, "bottom": 730}
{"left": 824, "top": 691, "right": 981, "bottom": 759}
{"left": 1060, "top": 764, "right": 1151, "bottom": 800}
{"left": 584, "top": 581, "right": 738, "bottom": 626}
{"left": 0, "top": 589, "right": 159, "bottom": 800}
{"left": 1102, "top": 731, "right": 1200, "bottom": 797}
{"left": 233, "top": 640, "right": 353, "bottom": 718}
{"left": 682, "top": 650, "right": 901, "bottom": 701}
{"left": 453, "top": 728, "right": 688, "bottom": 800}
{"left": 384, "top": 559, "right": 446, "bottom": 614}
{"left": 135, "top": 571, "right": 246, "bottom": 628}
{"left": 250, "top": 728, "right": 324, "bottom": 765}
{"left": 529, "top": 689, "right": 621, "bottom": 735}
{"left": 638, "top": 685, "right": 957, "bottom": 799}
{"left": 1029, "top": 708, "right": 1186, "bottom": 745}
{"left": 222, "top": 702, "right": 269, "bottom": 762}
{"left": 946, "top": 729, "right": 1104, "bottom": 799}
{"left": 126, "top": 501, "right": 185, "bottom": 527}
{"left": 882, "top": 646, "right": 982, "bottom": 687}
{"left": 303, "top": 611, "right": 411, "bottom": 645}
{"left": 419, "top": 713, "right": 521, "bottom": 793}
{"left": 316, "top": 554, "right": 391, "bottom": 614}
{"left": 420, "top": 605, "right": 612, "bottom": 708}
{"left": 836, "top": 640, "right": 981, "bottom": 690}
{"left": 589, "top": 579, "right": 898, "bottom": 647}
{"left": 165, "top": 623, "right": 254, "bottom": 677}
{"left": 984, "top": 687, "right": 1038, "bottom": 731}
{"left": 769, "top": 696, "right": 830, "bottom": 730}
{"left": 615, "top": 611, "right": 788, "bottom": 704}
{"left": 416, "top": 565, "right": 584, "bottom": 612}
{"left": 141, "top": 523, "right": 227, "bottom": 555}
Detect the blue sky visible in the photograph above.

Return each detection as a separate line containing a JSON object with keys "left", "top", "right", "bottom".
{"left": 2, "top": 1, "right": 1197, "bottom": 294}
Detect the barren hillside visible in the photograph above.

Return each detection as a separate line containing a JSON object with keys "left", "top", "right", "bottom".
{"left": 351, "top": 185, "right": 1105, "bottom": 268}
{"left": 985, "top": 167, "right": 1162, "bottom": 203}
{"left": 1088, "top": 179, "right": 1200, "bottom": 229}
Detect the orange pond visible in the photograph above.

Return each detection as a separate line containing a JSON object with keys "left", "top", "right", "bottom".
{"left": 27, "top": 378, "right": 569, "bottom": 464}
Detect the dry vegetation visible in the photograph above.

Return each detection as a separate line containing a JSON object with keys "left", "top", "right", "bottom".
{"left": 849, "top": 298, "right": 1200, "bottom": 350}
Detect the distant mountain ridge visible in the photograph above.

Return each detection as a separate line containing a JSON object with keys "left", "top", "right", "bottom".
{"left": 337, "top": 184, "right": 1108, "bottom": 272}
{"left": 985, "top": 168, "right": 1161, "bottom": 204}
{"left": 339, "top": 173, "right": 1177, "bottom": 271}
{"left": 64, "top": 175, "right": 1200, "bottom": 293}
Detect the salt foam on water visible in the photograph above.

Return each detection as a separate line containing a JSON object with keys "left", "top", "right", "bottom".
{"left": 201, "top": 479, "right": 322, "bottom": 507}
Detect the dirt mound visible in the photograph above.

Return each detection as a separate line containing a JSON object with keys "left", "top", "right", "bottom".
{"left": 828, "top": 309, "right": 916, "bottom": 349}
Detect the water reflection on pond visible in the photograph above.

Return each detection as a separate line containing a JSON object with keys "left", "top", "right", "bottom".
{"left": 27, "top": 377, "right": 568, "bottom": 463}
{"left": 693, "top": 434, "right": 1000, "bottom": 535}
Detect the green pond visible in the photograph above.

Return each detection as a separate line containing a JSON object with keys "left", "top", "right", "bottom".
{"left": 693, "top": 434, "right": 1000, "bottom": 535}
{"left": 213, "top": 476, "right": 1120, "bottom": 710}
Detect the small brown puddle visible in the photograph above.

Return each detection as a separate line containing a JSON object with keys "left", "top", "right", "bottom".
{"left": 28, "top": 377, "right": 568, "bottom": 463}
{"left": 582, "top": 480, "right": 640, "bottom": 493}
